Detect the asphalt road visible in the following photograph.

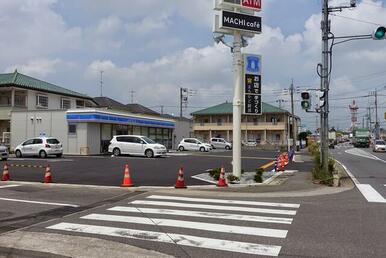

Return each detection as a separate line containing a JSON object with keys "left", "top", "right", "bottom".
{"left": 332, "top": 143, "right": 386, "bottom": 202}
{"left": 1, "top": 186, "right": 385, "bottom": 257}
{"left": 1, "top": 149, "right": 386, "bottom": 257}
{"left": 1, "top": 149, "right": 278, "bottom": 187}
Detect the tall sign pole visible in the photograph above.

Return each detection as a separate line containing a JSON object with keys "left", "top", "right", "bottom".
{"left": 233, "top": 30, "right": 243, "bottom": 177}
{"left": 213, "top": 0, "right": 262, "bottom": 177}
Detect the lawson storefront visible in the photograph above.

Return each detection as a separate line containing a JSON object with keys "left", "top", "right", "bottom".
{"left": 10, "top": 108, "right": 175, "bottom": 155}
{"left": 66, "top": 109, "right": 175, "bottom": 154}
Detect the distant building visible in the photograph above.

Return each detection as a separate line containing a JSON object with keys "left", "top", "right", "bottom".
{"left": 191, "top": 102, "right": 300, "bottom": 148}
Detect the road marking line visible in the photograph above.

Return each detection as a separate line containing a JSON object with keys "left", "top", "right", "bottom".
{"left": 333, "top": 159, "right": 359, "bottom": 184}
{"left": 131, "top": 200, "right": 297, "bottom": 215}
{"left": 260, "top": 160, "right": 276, "bottom": 169}
{"left": 146, "top": 195, "right": 300, "bottom": 208}
{"left": 0, "top": 184, "right": 20, "bottom": 189}
{"left": 47, "top": 222, "right": 282, "bottom": 256}
{"left": 356, "top": 184, "right": 386, "bottom": 203}
{"left": 108, "top": 206, "right": 293, "bottom": 224}
{"left": 0, "top": 197, "right": 79, "bottom": 207}
{"left": 81, "top": 213, "right": 288, "bottom": 238}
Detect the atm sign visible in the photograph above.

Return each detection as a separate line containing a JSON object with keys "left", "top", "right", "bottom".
{"left": 242, "top": 0, "right": 261, "bottom": 10}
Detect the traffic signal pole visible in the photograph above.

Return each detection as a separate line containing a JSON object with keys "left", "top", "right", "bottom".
{"left": 232, "top": 30, "right": 243, "bottom": 178}
{"left": 321, "top": 0, "right": 330, "bottom": 174}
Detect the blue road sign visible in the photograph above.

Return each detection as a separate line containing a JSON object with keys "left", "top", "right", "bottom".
{"left": 244, "top": 54, "right": 261, "bottom": 75}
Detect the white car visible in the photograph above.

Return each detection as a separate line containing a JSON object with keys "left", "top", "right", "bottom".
{"left": 14, "top": 137, "right": 63, "bottom": 158}
{"left": 178, "top": 138, "right": 211, "bottom": 152}
{"left": 210, "top": 137, "right": 232, "bottom": 150}
{"left": 108, "top": 135, "right": 167, "bottom": 158}
{"left": 373, "top": 140, "right": 386, "bottom": 152}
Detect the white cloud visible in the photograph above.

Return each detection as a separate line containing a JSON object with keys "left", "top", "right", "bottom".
{"left": 0, "top": 0, "right": 82, "bottom": 66}
{"left": 5, "top": 58, "right": 61, "bottom": 77}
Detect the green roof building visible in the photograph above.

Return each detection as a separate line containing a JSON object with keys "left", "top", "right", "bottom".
{"left": 191, "top": 102, "right": 300, "bottom": 148}
{"left": 0, "top": 70, "right": 95, "bottom": 144}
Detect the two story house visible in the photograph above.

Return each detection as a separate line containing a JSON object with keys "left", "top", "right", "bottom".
{"left": 0, "top": 70, "right": 95, "bottom": 145}
{"left": 192, "top": 102, "right": 300, "bottom": 148}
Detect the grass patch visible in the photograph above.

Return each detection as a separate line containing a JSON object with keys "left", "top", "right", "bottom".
{"left": 308, "top": 142, "right": 334, "bottom": 186}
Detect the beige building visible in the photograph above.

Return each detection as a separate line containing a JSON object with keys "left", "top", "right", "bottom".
{"left": 192, "top": 102, "right": 300, "bottom": 148}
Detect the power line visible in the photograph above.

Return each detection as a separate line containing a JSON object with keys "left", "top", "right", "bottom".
{"left": 330, "top": 13, "right": 384, "bottom": 26}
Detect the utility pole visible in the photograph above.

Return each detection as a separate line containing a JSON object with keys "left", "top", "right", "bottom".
{"left": 374, "top": 90, "right": 380, "bottom": 139}
{"left": 290, "top": 79, "right": 296, "bottom": 152}
{"left": 180, "top": 88, "right": 182, "bottom": 118}
{"left": 100, "top": 71, "right": 104, "bottom": 97}
{"left": 130, "top": 90, "right": 135, "bottom": 104}
{"left": 321, "top": 0, "right": 330, "bottom": 174}
{"left": 160, "top": 105, "right": 164, "bottom": 115}
{"left": 232, "top": 30, "right": 243, "bottom": 178}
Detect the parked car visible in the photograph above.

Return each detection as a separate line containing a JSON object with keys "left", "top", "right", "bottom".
{"left": 178, "top": 138, "right": 211, "bottom": 152}
{"left": 108, "top": 135, "right": 167, "bottom": 158}
{"left": 0, "top": 145, "right": 9, "bottom": 161}
{"left": 14, "top": 137, "right": 63, "bottom": 158}
{"left": 210, "top": 137, "right": 232, "bottom": 150}
{"left": 373, "top": 140, "right": 386, "bottom": 152}
{"left": 242, "top": 140, "right": 257, "bottom": 147}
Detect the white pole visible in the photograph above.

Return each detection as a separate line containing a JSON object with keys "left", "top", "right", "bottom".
{"left": 232, "top": 30, "right": 243, "bottom": 178}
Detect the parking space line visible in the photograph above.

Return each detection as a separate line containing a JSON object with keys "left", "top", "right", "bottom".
{"left": 0, "top": 184, "right": 20, "bottom": 189}
{"left": 81, "top": 213, "right": 288, "bottom": 238}
{"left": 47, "top": 222, "right": 282, "bottom": 256}
{"left": 0, "top": 197, "right": 79, "bottom": 207}
{"left": 190, "top": 153, "right": 274, "bottom": 160}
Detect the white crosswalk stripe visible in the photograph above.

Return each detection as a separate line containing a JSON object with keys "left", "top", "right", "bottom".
{"left": 146, "top": 194, "right": 300, "bottom": 208}
{"left": 46, "top": 195, "right": 300, "bottom": 257}
{"left": 47, "top": 223, "right": 282, "bottom": 256}
{"left": 108, "top": 206, "right": 294, "bottom": 224}
{"left": 356, "top": 184, "right": 386, "bottom": 203}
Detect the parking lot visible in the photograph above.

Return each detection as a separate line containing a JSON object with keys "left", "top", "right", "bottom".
{"left": 2, "top": 149, "right": 278, "bottom": 187}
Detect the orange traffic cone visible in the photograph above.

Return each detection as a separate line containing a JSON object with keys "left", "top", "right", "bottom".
{"left": 1, "top": 163, "right": 10, "bottom": 181}
{"left": 44, "top": 164, "right": 53, "bottom": 183}
{"left": 217, "top": 166, "right": 228, "bottom": 187}
{"left": 277, "top": 155, "right": 285, "bottom": 172}
{"left": 283, "top": 153, "right": 289, "bottom": 166}
{"left": 121, "top": 164, "right": 134, "bottom": 187}
{"left": 175, "top": 167, "right": 187, "bottom": 189}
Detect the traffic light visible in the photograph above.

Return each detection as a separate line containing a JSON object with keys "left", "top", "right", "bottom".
{"left": 319, "top": 90, "right": 326, "bottom": 109}
{"left": 301, "top": 91, "right": 311, "bottom": 110}
{"left": 372, "top": 26, "right": 386, "bottom": 40}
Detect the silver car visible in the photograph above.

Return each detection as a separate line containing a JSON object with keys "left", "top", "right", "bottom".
{"left": 210, "top": 138, "right": 232, "bottom": 150}
{"left": 0, "top": 145, "right": 9, "bottom": 161}
{"left": 14, "top": 137, "right": 63, "bottom": 158}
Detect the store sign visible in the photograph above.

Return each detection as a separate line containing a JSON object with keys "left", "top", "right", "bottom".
{"left": 242, "top": 0, "right": 261, "bottom": 10}
{"left": 245, "top": 94, "right": 261, "bottom": 114}
{"left": 243, "top": 54, "right": 262, "bottom": 115}
{"left": 221, "top": 11, "right": 262, "bottom": 34}
{"left": 217, "top": 0, "right": 262, "bottom": 11}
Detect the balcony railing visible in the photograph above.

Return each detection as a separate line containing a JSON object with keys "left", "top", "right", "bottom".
{"left": 193, "top": 122, "right": 286, "bottom": 130}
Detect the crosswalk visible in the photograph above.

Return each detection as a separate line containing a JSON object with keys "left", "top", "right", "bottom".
{"left": 46, "top": 195, "right": 300, "bottom": 257}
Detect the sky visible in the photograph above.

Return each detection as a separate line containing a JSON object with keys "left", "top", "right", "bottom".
{"left": 1, "top": 0, "right": 386, "bottom": 131}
